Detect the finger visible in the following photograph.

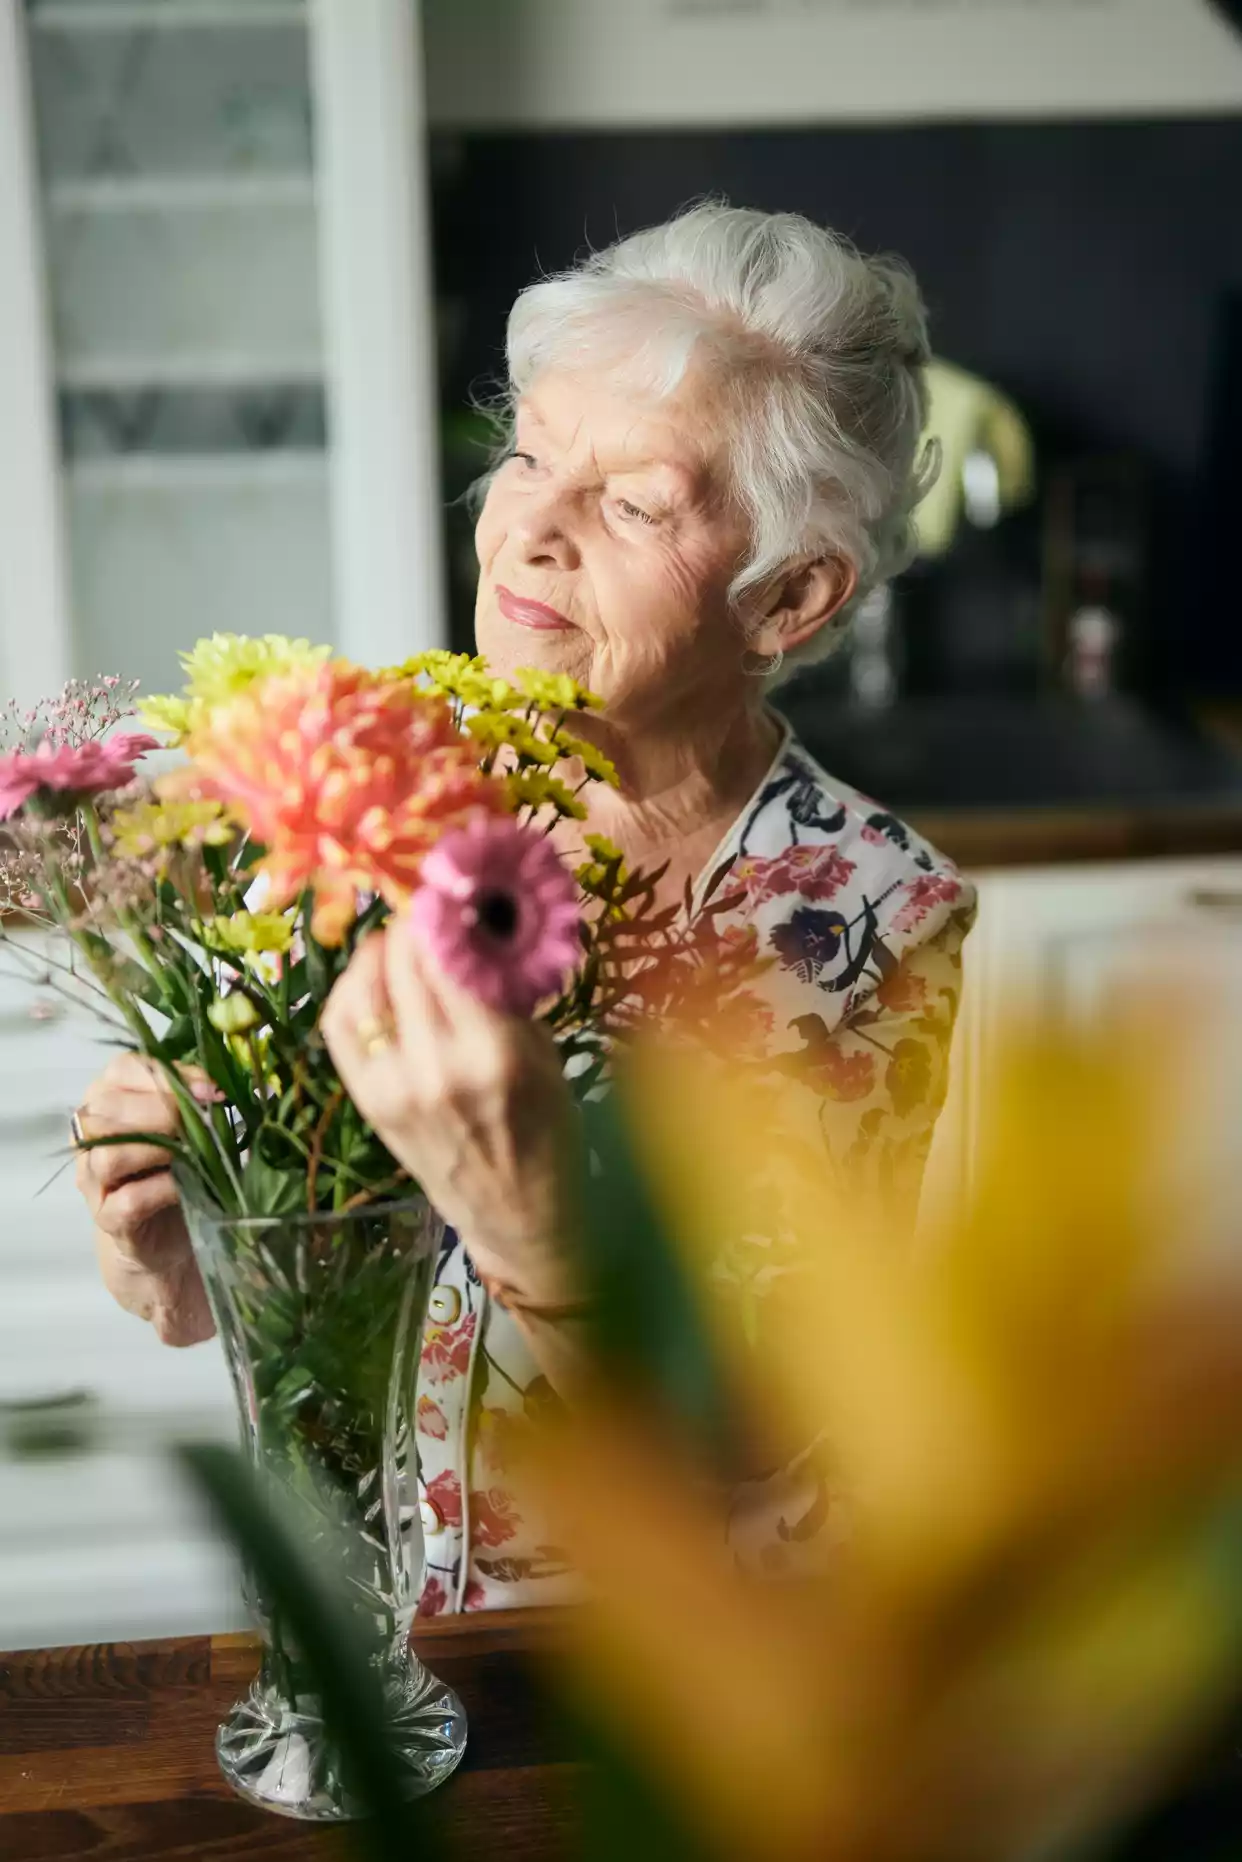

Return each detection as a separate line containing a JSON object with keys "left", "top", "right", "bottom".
{"left": 77, "top": 1085, "right": 183, "bottom": 1140}
{"left": 322, "top": 933, "right": 401, "bottom": 1092}
{"left": 385, "top": 920, "right": 452, "bottom": 1059}
{"left": 96, "top": 1171, "right": 183, "bottom": 1246}
{"left": 323, "top": 930, "right": 389, "bottom": 1039}
{"left": 84, "top": 1141, "right": 175, "bottom": 1196}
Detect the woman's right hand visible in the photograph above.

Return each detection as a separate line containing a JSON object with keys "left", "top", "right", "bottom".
{"left": 75, "top": 1053, "right": 216, "bottom": 1347}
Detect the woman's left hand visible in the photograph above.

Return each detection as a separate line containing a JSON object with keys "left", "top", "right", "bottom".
{"left": 321, "top": 921, "right": 580, "bottom": 1308}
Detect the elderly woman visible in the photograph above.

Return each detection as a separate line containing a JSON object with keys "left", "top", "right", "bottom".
{"left": 76, "top": 203, "right": 975, "bottom": 1612}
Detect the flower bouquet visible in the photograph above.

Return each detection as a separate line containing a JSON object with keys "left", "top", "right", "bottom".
{"left": 0, "top": 636, "right": 756, "bottom": 1820}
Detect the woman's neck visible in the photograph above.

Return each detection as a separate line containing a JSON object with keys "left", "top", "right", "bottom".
{"left": 560, "top": 700, "right": 783, "bottom": 899}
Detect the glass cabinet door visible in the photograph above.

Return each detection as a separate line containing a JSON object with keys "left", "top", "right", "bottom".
{"left": 22, "top": 0, "right": 333, "bottom": 698}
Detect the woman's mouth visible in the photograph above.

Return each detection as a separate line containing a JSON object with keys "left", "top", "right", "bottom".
{"left": 496, "top": 585, "right": 574, "bottom": 632}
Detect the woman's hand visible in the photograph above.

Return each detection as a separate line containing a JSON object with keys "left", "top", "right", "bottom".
{"left": 322, "top": 922, "right": 581, "bottom": 1311}
{"left": 75, "top": 1053, "right": 217, "bottom": 1347}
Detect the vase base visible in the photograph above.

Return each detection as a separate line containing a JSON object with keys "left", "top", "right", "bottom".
{"left": 216, "top": 1654, "right": 467, "bottom": 1822}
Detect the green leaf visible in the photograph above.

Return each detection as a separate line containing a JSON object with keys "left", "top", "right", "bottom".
{"left": 150, "top": 1013, "right": 197, "bottom": 1062}
{"left": 175, "top": 1443, "right": 446, "bottom": 1861}
{"left": 577, "top": 1093, "right": 734, "bottom": 1467}
{"left": 242, "top": 1130, "right": 309, "bottom": 1217}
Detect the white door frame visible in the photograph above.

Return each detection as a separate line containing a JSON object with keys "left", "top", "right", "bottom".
{"left": 309, "top": 0, "right": 449, "bottom": 667}
{"left": 0, "top": 0, "right": 72, "bottom": 707}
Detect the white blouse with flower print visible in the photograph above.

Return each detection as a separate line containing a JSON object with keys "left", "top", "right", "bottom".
{"left": 412, "top": 723, "right": 978, "bottom": 1615}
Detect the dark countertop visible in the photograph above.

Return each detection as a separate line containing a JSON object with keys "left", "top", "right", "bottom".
{"left": 773, "top": 691, "right": 1242, "bottom": 868}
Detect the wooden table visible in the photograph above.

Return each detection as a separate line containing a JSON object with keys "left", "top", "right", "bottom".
{"left": 6, "top": 1618, "right": 1242, "bottom": 1861}
{"left": 0, "top": 1614, "right": 579, "bottom": 1860}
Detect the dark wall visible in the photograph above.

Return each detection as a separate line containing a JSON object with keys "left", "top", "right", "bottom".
{"left": 431, "top": 119, "right": 1242, "bottom": 693}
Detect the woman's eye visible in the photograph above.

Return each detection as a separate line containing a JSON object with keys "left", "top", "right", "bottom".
{"left": 512, "top": 450, "right": 539, "bottom": 471}
{"left": 616, "top": 499, "right": 656, "bottom": 526}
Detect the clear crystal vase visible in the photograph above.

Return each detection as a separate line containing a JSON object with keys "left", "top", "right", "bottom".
{"left": 180, "top": 1186, "right": 468, "bottom": 1820}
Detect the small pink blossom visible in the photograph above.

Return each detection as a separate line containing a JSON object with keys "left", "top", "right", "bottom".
{"left": 0, "top": 732, "right": 158, "bottom": 821}
{"left": 408, "top": 816, "right": 582, "bottom": 1015}
{"left": 462, "top": 1580, "right": 488, "bottom": 1612}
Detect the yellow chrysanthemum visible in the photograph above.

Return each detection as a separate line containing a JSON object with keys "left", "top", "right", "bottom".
{"left": 389, "top": 650, "right": 519, "bottom": 713}
{"left": 553, "top": 730, "right": 620, "bottom": 787}
{"left": 137, "top": 693, "right": 197, "bottom": 744}
{"left": 205, "top": 911, "right": 295, "bottom": 960}
{"left": 505, "top": 769, "right": 588, "bottom": 820}
{"left": 110, "top": 797, "right": 234, "bottom": 860}
{"left": 465, "top": 712, "right": 558, "bottom": 763}
{"left": 513, "top": 668, "right": 602, "bottom": 712}
{"left": 179, "top": 633, "right": 331, "bottom": 711}
{"left": 577, "top": 834, "right": 629, "bottom": 893}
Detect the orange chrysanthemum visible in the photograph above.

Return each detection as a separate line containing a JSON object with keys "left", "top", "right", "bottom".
{"left": 189, "top": 662, "right": 506, "bottom": 943}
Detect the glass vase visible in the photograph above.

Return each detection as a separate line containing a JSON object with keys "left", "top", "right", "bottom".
{"left": 180, "top": 1186, "right": 468, "bottom": 1821}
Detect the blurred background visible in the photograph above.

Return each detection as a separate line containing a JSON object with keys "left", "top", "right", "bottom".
{"left": 1, "top": 0, "right": 1241, "bottom": 1654}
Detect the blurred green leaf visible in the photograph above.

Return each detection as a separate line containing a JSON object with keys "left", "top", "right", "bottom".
{"left": 176, "top": 1442, "right": 447, "bottom": 1862}
{"left": 578, "top": 1093, "right": 734, "bottom": 1467}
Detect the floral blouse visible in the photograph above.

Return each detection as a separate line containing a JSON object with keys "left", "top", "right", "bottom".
{"left": 413, "top": 723, "right": 977, "bottom": 1615}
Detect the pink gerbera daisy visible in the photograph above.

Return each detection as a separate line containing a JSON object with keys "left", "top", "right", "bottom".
{"left": 0, "top": 732, "right": 158, "bottom": 821}
{"left": 408, "top": 816, "right": 583, "bottom": 1015}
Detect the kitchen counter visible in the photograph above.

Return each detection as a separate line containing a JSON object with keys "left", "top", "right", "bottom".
{"left": 774, "top": 691, "right": 1242, "bottom": 868}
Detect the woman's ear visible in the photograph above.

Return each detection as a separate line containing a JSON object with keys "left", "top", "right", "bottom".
{"left": 749, "top": 555, "right": 858, "bottom": 660}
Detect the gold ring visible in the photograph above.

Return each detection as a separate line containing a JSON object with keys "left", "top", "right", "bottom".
{"left": 355, "top": 1014, "right": 395, "bottom": 1059}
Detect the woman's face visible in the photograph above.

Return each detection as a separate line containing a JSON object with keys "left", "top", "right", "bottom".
{"left": 474, "top": 367, "right": 756, "bottom": 726}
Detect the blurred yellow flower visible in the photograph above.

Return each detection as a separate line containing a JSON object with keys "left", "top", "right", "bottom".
{"left": 207, "top": 993, "right": 261, "bottom": 1035}
{"left": 393, "top": 649, "right": 520, "bottom": 712}
{"left": 205, "top": 910, "right": 295, "bottom": 963}
{"left": 505, "top": 769, "right": 588, "bottom": 819}
{"left": 464, "top": 712, "right": 558, "bottom": 763}
{"left": 136, "top": 693, "right": 196, "bottom": 744}
{"left": 584, "top": 833, "right": 623, "bottom": 863}
{"left": 110, "top": 796, "right": 234, "bottom": 860}
{"left": 553, "top": 729, "right": 620, "bottom": 787}
{"left": 180, "top": 632, "right": 331, "bottom": 712}
{"left": 536, "top": 1014, "right": 1242, "bottom": 1862}
{"left": 513, "top": 668, "right": 602, "bottom": 712}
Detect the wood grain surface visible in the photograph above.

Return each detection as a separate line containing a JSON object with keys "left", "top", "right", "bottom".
{"left": 0, "top": 1614, "right": 581, "bottom": 1860}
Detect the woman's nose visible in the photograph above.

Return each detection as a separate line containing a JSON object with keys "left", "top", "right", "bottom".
{"left": 512, "top": 488, "right": 581, "bottom": 570}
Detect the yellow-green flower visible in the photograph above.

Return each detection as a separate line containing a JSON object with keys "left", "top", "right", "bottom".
{"left": 505, "top": 769, "right": 588, "bottom": 819}
{"left": 180, "top": 633, "right": 331, "bottom": 710}
{"left": 207, "top": 993, "right": 261, "bottom": 1035}
{"left": 389, "top": 650, "right": 519, "bottom": 712}
{"left": 553, "top": 730, "right": 620, "bottom": 787}
{"left": 206, "top": 911, "right": 295, "bottom": 962}
{"left": 137, "top": 693, "right": 197, "bottom": 744}
{"left": 584, "top": 833, "right": 623, "bottom": 864}
{"left": 110, "top": 797, "right": 234, "bottom": 859}
{"left": 514, "top": 668, "right": 602, "bottom": 712}
{"left": 227, "top": 1026, "right": 278, "bottom": 1087}
{"left": 465, "top": 712, "right": 558, "bottom": 763}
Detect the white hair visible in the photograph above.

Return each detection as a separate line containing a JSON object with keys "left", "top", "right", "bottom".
{"left": 492, "top": 199, "right": 939, "bottom": 679}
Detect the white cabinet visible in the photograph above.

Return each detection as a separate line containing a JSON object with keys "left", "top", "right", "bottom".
{"left": 0, "top": 0, "right": 447, "bottom": 708}
{"left": 922, "top": 855, "right": 1242, "bottom": 1229}
{"left": 0, "top": 0, "right": 448, "bottom": 1650}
